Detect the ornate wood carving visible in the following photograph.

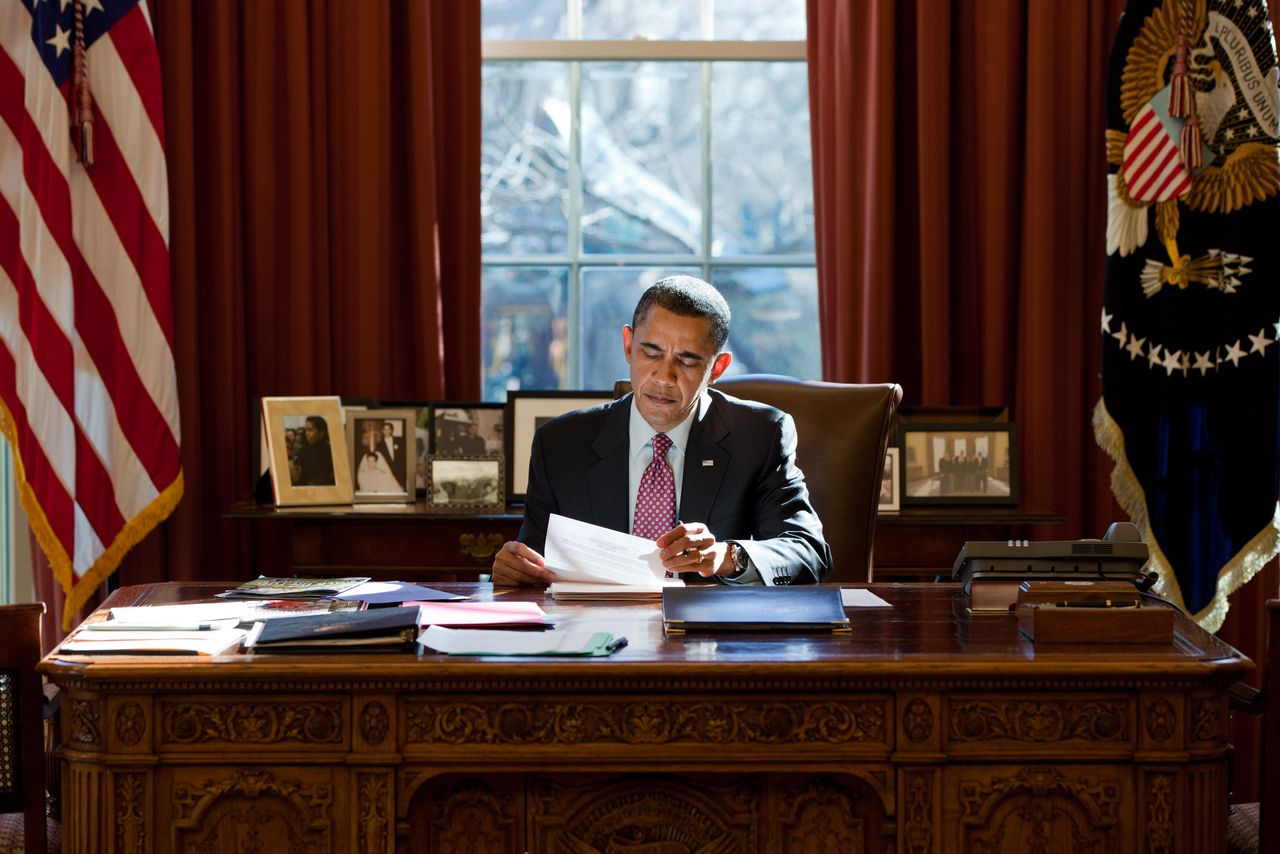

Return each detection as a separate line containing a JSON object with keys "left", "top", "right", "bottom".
{"left": 1190, "top": 697, "right": 1221, "bottom": 743}
{"left": 949, "top": 700, "right": 1129, "bottom": 743}
{"left": 530, "top": 776, "right": 757, "bottom": 852}
{"left": 113, "top": 771, "right": 145, "bottom": 853}
{"left": 1144, "top": 700, "right": 1176, "bottom": 744}
{"left": 69, "top": 698, "right": 101, "bottom": 745}
{"left": 903, "top": 698, "right": 933, "bottom": 743}
{"left": 356, "top": 771, "right": 389, "bottom": 854}
{"left": 428, "top": 780, "right": 517, "bottom": 851}
{"left": 1143, "top": 772, "right": 1174, "bottom": 854}
{"left": 115, "top": 701, "right": 146, "bottom": 746}
{"left": 171, "top": 768, "right": 332, "bottom": 851}
{"left": 161, "top": 701, "right": 342, "bottom": 745}
{"left": 902, "top": 770, "right": 934, "bottom": 854}
{"left": 406, "top": 699, "right": 886, "bottom": 746}
{"left": 459, "top": 533, "right": 505, "bottom": 562}
{"left": 360, "top": 701, "right": 390, "bottom": 746}
{"left": 959, "top": 766, "right": 1120, "bottom": 852}
{"left": 777, "top": 777, "right": 865, "bottom": 853}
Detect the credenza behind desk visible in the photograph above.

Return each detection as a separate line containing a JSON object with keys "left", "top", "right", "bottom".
{"left": 41, "top": 582, "right": 1246, "bottom": 853}
{"left": 225, "top": 500, "right": 1064, "bottom": 582}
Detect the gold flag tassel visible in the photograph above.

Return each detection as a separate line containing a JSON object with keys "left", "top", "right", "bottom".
{"left": 1167, "top": 0, "right": 1194, "bottom": 119}
{"left": 71, "top": 0, "right": 93, "bottom": 166}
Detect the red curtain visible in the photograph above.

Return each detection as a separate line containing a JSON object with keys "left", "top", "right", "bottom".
{"left": 807, "top": 0, "right": 1280, "bottom": 801}
{"left": 98, "top": 1, "right": 480, "bottom": 594}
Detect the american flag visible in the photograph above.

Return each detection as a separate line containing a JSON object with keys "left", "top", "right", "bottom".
{"left": 0, "top": 0, "right": 181, "bottom": 626}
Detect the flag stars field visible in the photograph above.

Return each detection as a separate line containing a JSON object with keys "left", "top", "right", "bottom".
{"left": 1101, "top": 312, "right": 1280, "bottom": 376}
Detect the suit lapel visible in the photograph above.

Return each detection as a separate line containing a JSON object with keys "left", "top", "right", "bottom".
{"left": 680, "top": 396, "right": 729, "bottom": 525}
{"left": 586, "top": 397, "right": 632, "bottom": 532}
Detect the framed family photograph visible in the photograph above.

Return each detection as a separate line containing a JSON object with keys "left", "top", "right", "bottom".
{"left": 430, "top": 403, "right": 505, "bottom": 457}
{"left": 345, "top": 408, "right": 417, "bottom": 503}
{"left": 425, "top": 455, "right": 505, "bottom": 513}
{"left": 898, "top": 423, "right": 1017, "bottom": 506}
{"left": 505, "top": 390, "right": 613, "bottom": 502}
{"left": 261, "top": 396, "right": 353, "bottom": 506}
{"left": 878, "top": 447, "right": 900, "bottom": 513}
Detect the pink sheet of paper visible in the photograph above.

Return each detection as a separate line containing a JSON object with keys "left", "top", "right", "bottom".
{"left": 405, "top": 600, "right": 551, "bottom": 627}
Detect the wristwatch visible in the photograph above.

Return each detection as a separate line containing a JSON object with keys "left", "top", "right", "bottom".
{"left": 726, "top": 541, "right": 749, "bottom": 578}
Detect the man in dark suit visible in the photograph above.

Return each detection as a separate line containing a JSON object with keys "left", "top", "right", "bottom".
{"left": 376, "top": 421, "right": 406, "bottom": 490}
{"left": 492, "top": 276, "right": 830, "bottom": 586}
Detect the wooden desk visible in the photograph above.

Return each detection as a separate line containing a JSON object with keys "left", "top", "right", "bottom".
{"left": 42, "top": 582, "right": 1246, "bottom": 853}
{"left": 226, "top": 501, "right": 1063, "bottom": 582}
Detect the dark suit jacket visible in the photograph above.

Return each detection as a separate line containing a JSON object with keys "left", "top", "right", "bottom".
{"left": 517, "top": 389, "right": 831, "bottom": 585}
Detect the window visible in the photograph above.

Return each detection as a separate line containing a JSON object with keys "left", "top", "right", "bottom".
{"left": 481, "top": 0, "right": 819, "bottom": 400}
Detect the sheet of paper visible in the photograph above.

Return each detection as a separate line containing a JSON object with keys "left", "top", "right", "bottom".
{"left": 336, "top": 581, "right": 465, "bottom": 604}
{"left": 410, "top": 601, "right": 551, "bottom": 627}
{"left": 111, "top": 602, "right": 267, "bottom": 623}
{"left": 840, "top": 588, "right": 893, "bottom": 608}
{"left": 544, "top": 513, "right": 665, "bottom": 585}
{"left": 420, "top": 625, "right": 604, "bottom": 655}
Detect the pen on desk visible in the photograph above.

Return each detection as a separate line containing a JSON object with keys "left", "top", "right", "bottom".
{"left": 605, "top": 636, "right": 628, "bottom": 654}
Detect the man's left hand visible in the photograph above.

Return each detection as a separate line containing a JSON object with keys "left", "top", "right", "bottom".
{"left": 656, "top": 522, "right": 731, "bottom": 577}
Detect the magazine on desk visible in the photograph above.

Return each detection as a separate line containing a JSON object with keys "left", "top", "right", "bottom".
{"left": 248, "top": 606, "right": 422, "bottom": 653}
{"left": 217, "top": 576, "right": 372, "bottom": 600}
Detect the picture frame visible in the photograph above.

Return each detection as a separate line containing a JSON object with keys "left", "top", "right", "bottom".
{"left": 429, "top": 402, "right": 505, "bottom": 457}
{"left": 345, "top": 408, "right": 418, "bottom": 503}
{"left": 261, "top": 396, "right": 353, "bottom": 506}
{"left": 425, "top": 454, "right": 506, "bottom": 513}
{"left": 878, "top": 447, "right": 900, "bottom": 513}
{"left": 505, "top": 390, "right": 613, "bottom": 502}
{"left": 898, "top": 422, "right": 1017, "bottom": 506}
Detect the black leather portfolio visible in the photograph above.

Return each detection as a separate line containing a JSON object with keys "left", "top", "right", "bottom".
{"left": 661, "top": 586, "right": 851, "bottom": 633}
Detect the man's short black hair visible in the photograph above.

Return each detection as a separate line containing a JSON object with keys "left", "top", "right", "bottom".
{"left": 631, "top": 275, "right": 731, "bottom": 352}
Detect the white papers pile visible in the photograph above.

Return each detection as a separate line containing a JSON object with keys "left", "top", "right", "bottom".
{"left": 420, "top": 625, "right": 606, "bottom": 655}
{"left": 544, "top": 514, "right": 684, "bottom": 599}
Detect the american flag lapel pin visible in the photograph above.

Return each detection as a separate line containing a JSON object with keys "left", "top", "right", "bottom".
{"left": 702, "top": 459, "right": 714, "bottom": 466}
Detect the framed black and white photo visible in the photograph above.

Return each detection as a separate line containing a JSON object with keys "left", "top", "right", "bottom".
{"left": 345, "top": 408, "right": 417, "bottom": 503}
{"left": 429, "top": 402, "right": 505, "bottom": 457}
{"left": 425, "top": 455, "right": 505, "bottom": 513}
{"left": 878, "top": 447, "right": 900, "bottom": 513}
{"left": 261, "top": 396, "right": 353, "bottom": 506}
{"left": 505, "top": 390, "right": 613, "bottom": 502}
{"left": 898, "top": 423, "right": 1017, "bottom": 506}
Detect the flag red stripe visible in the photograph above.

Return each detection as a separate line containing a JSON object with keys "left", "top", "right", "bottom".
{"left": 12, "top": 94, "right": 180, "bottom": 487}
{"left": 1151, "top": 161, "right": 1189, "bottom": 200}
{"left": 79, "top": 110, "right": 175, "bottom": 347}
{"left": 1125, "top": 125, "right": 1169, "bottom": 184}
{"left": 1122, "top": 109, "right": 1161, "bottom": 171}
{"left": 1133, "top": 145, "right": 1180, "bottom": 198}
{"left": 0, "top": 344, "right": 75, "bottom": 549}
{"left": 106, "top": 5, "right": 166, "bottom": 149}
{"left": 0, "top": 201, "right": 77, "bottom": 418}
{"left": 74, "top": 425, "right": 129, "bottom": 547}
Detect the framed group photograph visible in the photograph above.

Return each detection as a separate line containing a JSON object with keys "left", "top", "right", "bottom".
{"left": 425, "top": 455, "right": 505, "bottom": 512}
{"left": 878, "top": 447, "right": 900, "bottom": 513}
{"left": 345, "top": 408, "right": 417, "bottom": 503}
{"left": 261, "top": 396, "right": 353, "bottom": 506}
{"left": 430, "top": 403, "right": 505, "bottom": 456}
{"left": 898, "top": 423, "right": 1017, "bottom": 506}
{"left": 505, "top": 390, "right": 613, "bottom": 501}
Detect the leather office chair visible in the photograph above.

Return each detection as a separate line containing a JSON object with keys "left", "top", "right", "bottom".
{"left": 0, "top": 603, "right": 50, "bottom": 854}
{"left": 615, "top": 375, "right": 903, "bottom": 582}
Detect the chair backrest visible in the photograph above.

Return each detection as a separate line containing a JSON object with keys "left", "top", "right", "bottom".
{"left": 614, "top": 375, "right": 903, "bottom": 582}
{"left": 0, "top": 603, "right": 46, "bottom": 854}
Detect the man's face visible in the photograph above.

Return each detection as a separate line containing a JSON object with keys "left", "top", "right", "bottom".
{"left": 623, "top": 306, "right": 731, "bottom": 433}
{"left": 382, "top": 424, "right": 394, "bottom": 438}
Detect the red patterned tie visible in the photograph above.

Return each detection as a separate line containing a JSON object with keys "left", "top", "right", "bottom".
{"left": 633, "top": 433, "right": 675, "bottom": 541}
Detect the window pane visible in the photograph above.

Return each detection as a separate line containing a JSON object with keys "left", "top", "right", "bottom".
{"left": 482, "top": 63, "right": 571, "bottom": 256}
{"left": 482, "top": 0, "right": 567, "bottom": 39}
{"left": 581, "top": 0, "right": 701, "bottom": 40}
{"left": 581, "top": 62, "right": 702, "bottom": 255}
{"left": 482, "top": 267, "right": 570, "bottom": 400}
{"left": 580, "top": 266, "right": 701, "bottom": 389}
{"left": 715, "top": 267, "right": 820, "bottom": 379}
{"left": 711, "top": 62, "right": 813, "bottom": 256}
{"left": 713, "top": 0, "right": 806, "bottom": 40}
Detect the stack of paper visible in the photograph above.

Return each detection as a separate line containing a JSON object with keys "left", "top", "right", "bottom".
{"left": 543, "top": 514, "right": 685, "bottom": 600}
{"left": 217, "top": 576, "right": 371, "bottom": 600}
{"left": 249, "top": 607, "right": 421, "bottom": 653}
{"left": 420, "top": 626, "right": 614, "bottom": 656}
{"left": 59, "top": 624, "right": 256, "bottom": 656}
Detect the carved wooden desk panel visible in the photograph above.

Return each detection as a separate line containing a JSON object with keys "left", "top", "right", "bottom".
{"left": 40, "top": 583, "right": 1247, "bottom": 854}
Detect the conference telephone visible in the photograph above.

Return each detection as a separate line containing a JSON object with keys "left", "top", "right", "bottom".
{"left": 951, "top": 521, "right": 1153, "bottom": 595}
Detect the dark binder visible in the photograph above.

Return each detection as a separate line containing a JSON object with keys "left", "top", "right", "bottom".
{"left": 661, "top": 587, "right": 851, "bottom": 633}
{"left": 251, "top": 606, "right": 421, "bottom": 653}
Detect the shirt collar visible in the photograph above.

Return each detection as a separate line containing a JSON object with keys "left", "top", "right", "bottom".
{"left": 629, "top": 390, "right": 710, "bottom": 460}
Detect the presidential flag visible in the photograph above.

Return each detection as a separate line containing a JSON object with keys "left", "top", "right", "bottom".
{"left": 0, "top": 0, "right": 181, "bottom": 627}
{"left": 1096, "top": 0, "right": 1280, "bottom": 632}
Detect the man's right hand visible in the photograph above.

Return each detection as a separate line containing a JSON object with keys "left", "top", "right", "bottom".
{"left": 491, "top": 541, "right": 556, "bottom": 587}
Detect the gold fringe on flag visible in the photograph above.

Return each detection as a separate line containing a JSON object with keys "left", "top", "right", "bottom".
{"left": 1093, "top": 396, "right": 1278, "bottom": 633}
